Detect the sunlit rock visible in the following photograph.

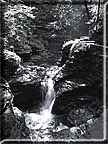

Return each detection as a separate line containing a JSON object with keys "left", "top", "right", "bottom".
{"left": 3, "top": 49, "right": 21, "bottom": 80}
{"left": 4, "top": 49, "right": 21, "bottom": 66}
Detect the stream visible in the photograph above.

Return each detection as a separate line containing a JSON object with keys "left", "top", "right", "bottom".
{"left": 24, "top": 67, "right": 67, "bottom": 141}
{"left": 23, "top": 66, "right": 97, "bottom": 141}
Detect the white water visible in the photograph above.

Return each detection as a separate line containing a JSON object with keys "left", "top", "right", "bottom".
{"left": 24, "top": 69, "right": 57, "bottom": 140}
{"left": 42, "top": 77, "right": 55, "bottom": 112}
{"left": 24, "top": 66, "right": 71, "bottom": 141}
{"left": 24, "top": 66, "right": 96, "bottom": 141}
{"left": 41, "top": 66, "right": 63, "bottom": 113}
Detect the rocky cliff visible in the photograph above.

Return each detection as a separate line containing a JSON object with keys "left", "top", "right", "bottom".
{"left": 0, "top": 78, "right": 30, "bottom": 139}
{"left": 52, "top": 37, "right": 103, "bottom": 128}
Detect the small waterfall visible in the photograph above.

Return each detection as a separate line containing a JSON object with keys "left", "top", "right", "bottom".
{"left": 41, "top": 65, "right": 63, "bottom": 113}
{"left": 24, "top": 68, "right": 57, "bottom": 134}
{"left": 42, "top": 77, "right": 55, "bottom": 113}
{"left": 24, "top": 65, "right": 95, "bottom": 141}
{"left": 24, "top": 66, "right": 67, "bottom": 141}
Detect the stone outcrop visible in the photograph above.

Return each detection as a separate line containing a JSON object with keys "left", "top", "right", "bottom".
{"left": 52, "top": 37, "right": 103, "bottom": 127}
{"left": 9, "top": 66, "right": 45, "bottom": 111}
{"left": 3, "top": 49, "right": 46, "bottom": 111}
{"left": 0, "top": 77, "right": 30, "bottom": 139}
{"left": 3, "top": 49, "right": 21, "bottom": 80}
{"left": 54, "top": 37, "right": 103, "bottom": 96}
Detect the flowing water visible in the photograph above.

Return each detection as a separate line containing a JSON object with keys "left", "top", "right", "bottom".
{"left": 19, "top": 3, "right": 100, "bottom": 141}
{"left": 3, "top": 2, "right": 103, "bottom": 140}
{"left": 24, "top": 68, "right": 59, "bottom": 141}
{"left": 24, "top": 67, "right": 97, "bottom": 141}
{"left": 42, "top": 77, "right": 55, "bottom": 112}
{"left": 24, "top": 67, "right": 67, "bottom": 141}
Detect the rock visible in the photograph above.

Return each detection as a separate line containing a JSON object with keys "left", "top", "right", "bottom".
{"left": 9, "top": 65, "right": 45, "bottom": 111}
{"left": 57, "top": 37, "right": 103, "bottom": 86}
{"left": 3, "top": 49, "right": 46, "bottom": 112}
{"left": 80, "top": 116, "right": 104, "bottom": 139}
{"left": 55, "top": 80, "right": 85, "bottom": 97}
{"left": 0, "top": 77, "right": 14, "bottom": 114}
{"left": 52, "top": 86, "right": 102, "bottom": 128}
{"left": 17, "top": 44, "right": 32, "bottom": 62}
{"left": 54, "top": 36, "right": 103, "bottom": 96}
{"left": 0, "top": 77, "right": 30, "bottom": 139}
{"left": 52, "top": 85, "right": 101, "bottom": 113}
{"left": 52, "top": 38, "right": 103, "bottom": 127}
{"left": 10, "top": 80, "right": 44, "bottom": 112}
{"left": 3, "top": 49, "right": 21, "bottom": 67}
{"left": 3, "top": 49, "right": 21, "bottom": 80}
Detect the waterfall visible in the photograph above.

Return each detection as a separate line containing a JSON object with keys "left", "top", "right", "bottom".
{"left": 24, "top": 68, "right": 56, "bottom": 133}
{"left": 24, "top": 66, "right": 66, "bottom": 141}
{"left": 41, "top": 65, "right": 63, "bottom": 113}
{"left": 42, "top": 77, "right": 55, "bottom": 113}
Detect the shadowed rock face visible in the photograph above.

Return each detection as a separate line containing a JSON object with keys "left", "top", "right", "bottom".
{"left": 0, "top": 78, "right": 30, "bottom": 139}
{"left": 3, "top": 49, "right": 45, "bottom": 111}
{"left": 55, "top": 37, "right": 103, "bottom": 92}
{"left": 0, "top": 78, "right": 14, "bottom": 114}
{"left": 52, "top": 38, "right": 103, "bottom": 127}
{"left": 10, "top": 81, "right": 44, "bottom": 111}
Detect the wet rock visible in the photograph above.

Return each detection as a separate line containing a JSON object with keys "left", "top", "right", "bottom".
{"left": 0, "top": 78, "right": 30, "bottom": 139}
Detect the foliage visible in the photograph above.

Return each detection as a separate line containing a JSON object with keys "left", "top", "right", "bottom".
{"left": 86, "top": 3, "right": 103, "bottom": 37}
{"left": 33, "top": 3, "right": 87, "bottom": 38}
{"left": 3, "top": 2, "right": 35, "bottom": 55}
{"left": 3, "top": 0, "right": 103, "bottom": 65}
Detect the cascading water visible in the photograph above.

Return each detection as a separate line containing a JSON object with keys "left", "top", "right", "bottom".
{"left": 24, "top": 66, "right": 61, "bottom": 141}
{"left": 40, "top": 65, "right": 64, "bottom": 113}
{"left": 42, "top": 76, "right": 55, "bottom": 113}
{"left": 24, "top": 66, "right": 96, "bottom": 141}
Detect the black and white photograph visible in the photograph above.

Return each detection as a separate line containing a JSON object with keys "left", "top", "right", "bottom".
{"left": 0, "top": 0, "right": 108, "bottom": 143}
